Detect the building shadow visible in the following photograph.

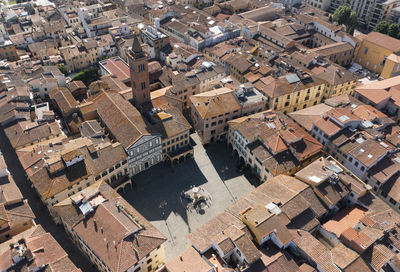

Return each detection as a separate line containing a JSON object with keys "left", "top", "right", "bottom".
{"left": 204, "top": 141, "right": 242, "bottom": 181}
{"left": 120, "top": 157, "right": 208, "bottom": 228}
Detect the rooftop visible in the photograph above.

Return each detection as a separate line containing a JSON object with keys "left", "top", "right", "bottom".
{"left": 99, "top": 57, "right": 130, "bottom": 83}
{"left": 55, "top": 181, "right": 166, "bottom": 272}
{"left": 5, "top": 121, "right": 62, "bottom": 150}
{"left": 89, "top": 90, "right": 150, "bottom": 149}
{"left": 190, "top": 87, "right": 241, "bottom": 119}
{"left": 0, "top": 225, "right": 81, "bottom": 272}
{"left": 362, "top": 32, "right": 400, "bottom": 53}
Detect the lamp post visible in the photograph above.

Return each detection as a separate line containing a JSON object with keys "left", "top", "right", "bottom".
{"left": 159, "top": 200, "right": 174, "bottom": 245}
{"left": 221, "top": 165, "right": 236, "bottom": 203}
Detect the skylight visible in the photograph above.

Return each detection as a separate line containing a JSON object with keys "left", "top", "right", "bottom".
{"left": 338, "top": 115, "right": 350, "bottom": 122}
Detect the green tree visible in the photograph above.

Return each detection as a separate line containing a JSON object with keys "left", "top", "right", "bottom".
{"left": 374, "top": 21, "right": 390, "bottom": 34}
{"left": 348, "top": 26, "right": 355, "bottom": 35}
{"left": 333, "top": 5, "right": 358, "bottom": 33}
{"left": 388, "top": 23, "right": 400, "bottom": 38}
{"left": 72, "top": 68, "right": 100, "bottom": 86}
{"left": 56, "top": 64, "right": 68, "bottom": 76}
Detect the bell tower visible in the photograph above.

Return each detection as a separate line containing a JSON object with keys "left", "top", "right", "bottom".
{"left": 128, "top": 34, "right": 150, "bottom": 107}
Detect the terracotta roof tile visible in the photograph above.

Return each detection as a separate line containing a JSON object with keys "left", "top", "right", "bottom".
{"left": 363, "top": 32, "right": 400, "bottom": 52}
{"left": 362, "top": 243, "right": 394, "bottom": 270}
{"left": 90, "top": 90, "right": 149, "bottom": 148}
{"left": 190, "top": 87, "right": 240, "bottom": 119}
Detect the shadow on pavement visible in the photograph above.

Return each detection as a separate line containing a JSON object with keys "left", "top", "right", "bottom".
{"left": 204, "top": 141, "right": 242, "bottom": 181}
{"left": 120, "top": 157, "right": 208, "bottom": 228}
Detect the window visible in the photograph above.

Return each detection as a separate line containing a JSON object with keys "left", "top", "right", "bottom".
{"left": 147, "top": 259, "right": 152, "bottom": 264}
{"left": 102, "top": 171, "right": 107, "bottom": 177}
{"left": 95, "top": 175, "right": 100, "bottom": 180}
{"left": 141, "top": 82, "right": 146, "bottom": 90}
{"left": 363, "top": 47, "right": 368, "bottom": 54}
{"left": 354, "top": 161, "right": 359, "bottom": 167}
{"left": 138, "top": 63, "right": 145, "bottom": 72}
{"left": 211, "top": 130, "right": 216, "bottom": 134}
{"left": 349, "top": 157, "right": 353, "bottom": 162}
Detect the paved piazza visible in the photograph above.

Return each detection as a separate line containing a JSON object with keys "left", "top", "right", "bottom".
{"left": 121, "top": 133, "right": 255, "bottom": 260}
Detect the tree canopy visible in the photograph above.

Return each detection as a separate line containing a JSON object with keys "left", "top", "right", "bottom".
{"left": 388, "top": 23, "right": 400, "bottom": 38}
{"left": 333, "top": 5, "right": 358, "bottom": 34}
{"left": 374, "top": 21, "right": 390, "bottom": 34}
{"left": 71, "top": 68, "right": 100, "bottom": 86}
{"left": 56, "top": 64, "right": 68, "bottom": 76}
{"left": 374, "top": 21, "right": 400, "bottom": 39}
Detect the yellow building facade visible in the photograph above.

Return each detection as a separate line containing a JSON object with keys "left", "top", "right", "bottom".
{"left": 381, "top": 54, "right": 400, "bottom": 79}
{"left": 266, "top": 82, "right": 326, "bottom": 114}
{"left": 355, "top": 32, "right": 400, "bottom": 78}
{"left": 0, "top": 41, "right": 18, "bottom": 61}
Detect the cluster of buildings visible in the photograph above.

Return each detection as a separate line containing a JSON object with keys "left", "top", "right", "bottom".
{"left": 0, "top": 151, "right": 83, "bottom": 272}
{"left": 166, "top": 170, "right": 400, "bottom": 272}
{"left": 0, "top": 0, "right": 400, "bottom": 271}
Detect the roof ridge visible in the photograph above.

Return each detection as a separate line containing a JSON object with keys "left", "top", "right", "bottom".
{"left": 117, "top": 234, "right": 124, "bottom": 272}
{"left": 43, "top": 171, "right": 58, "bottom": 199}
{"left": 101, "top": 91, "right": 144, "bottom": 147}
{"left": 137, "top": 232, "right": 167, "bottom": 241}
{"left": 7, "top": 210, "right": 35, "bottom": 219}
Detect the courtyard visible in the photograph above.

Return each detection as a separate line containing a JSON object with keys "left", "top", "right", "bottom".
{"left": 120, "top": 133, "right": 255, "bottom": 261}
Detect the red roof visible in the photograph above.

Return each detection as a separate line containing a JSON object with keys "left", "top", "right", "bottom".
{"left": 100, "top": 57, "right": 130, "bottom": 82}
{"left": 363, "top": 32, "right": 400, "bottom": 52}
